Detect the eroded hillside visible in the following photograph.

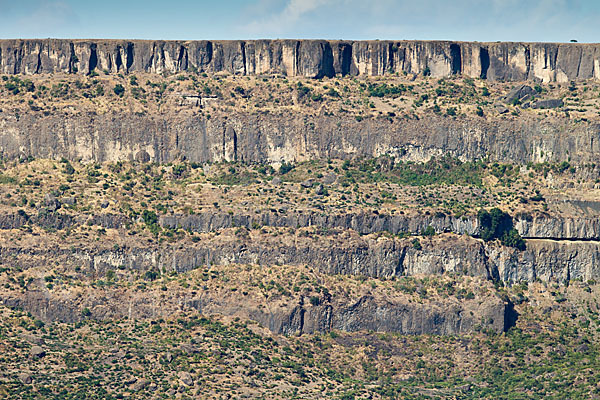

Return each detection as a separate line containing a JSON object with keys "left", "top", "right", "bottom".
{"left": 0, "top": 71, "right": 599, "bottom": 164}
{"left": 1, "top": 41, "right": 600, "bottom": 399}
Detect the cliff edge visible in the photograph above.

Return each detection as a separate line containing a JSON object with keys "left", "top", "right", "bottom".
{"left": 1, "top": 39, "right": 599, "bottom": 82}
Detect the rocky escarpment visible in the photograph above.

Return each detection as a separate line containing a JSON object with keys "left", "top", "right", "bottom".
{"left": 0, "top": 228, "right": 598, "bottom": 284}
{"left": 5, "top": 209, "right": 600, "bottom": 241}
{"left": 1, "top": 112, "right": 599, "bottom": 164}
{"left": 1, "top": 39, "right": 599, "bottom": 82}
{"left": 0, "top": 276, "right": 507, "bottom": 335}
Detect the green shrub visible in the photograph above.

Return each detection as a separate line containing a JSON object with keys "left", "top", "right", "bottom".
{"left": 412, "top": 238, "right": 422, "bottom": 250}
{"left": 113, "top": 84, "right": 125, "bottom": 97}
{"left": 421, "top": 226, "right": 436, "bottom": 237}
{"left": 279, "top": 162, "right": 294, "bottom": 175}
{"left": 478, "top": 208, "right": 525, "bottom": 250}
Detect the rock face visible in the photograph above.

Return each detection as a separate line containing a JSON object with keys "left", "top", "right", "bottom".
{"left": 1, "top": 112, "right": 599, "bottom": 164}
{"left": 1, "top": 39, "right": 599, "bottom": 82}
{"left": 0, "top": 264, "right": 508, "bottom": 335}
{"left": 531, "top": 99, "right": 564, "bottom": 109}
{"left": 0, "top": 228, "right": 598, "bottom": 286}
{"left": 6, "top": 209, "right": 600, "bottom": 241}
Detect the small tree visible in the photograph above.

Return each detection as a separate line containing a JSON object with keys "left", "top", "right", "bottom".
{"left": 113, "top": 84, "right": 125, "bottom": 97}
{"left": 478, "top": 208, "right": 525, "bottom": 250}
{"left": 421, "top": 225, "right": 436, "bottom": 237}
{"left": 412, "top": 238, "right": 422, "bottom": 250}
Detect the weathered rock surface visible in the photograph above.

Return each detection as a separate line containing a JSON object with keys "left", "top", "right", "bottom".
{"left": 503, "top": 85, "right": 537, "bottom": 104}
{"left": 1, "top": 39, "right": 599, "bottom": 82}
{"left": 0, "top": 112, "right": 598, "bottom": 164}
{"left": 4, "top": 209, "right": 600, "bottom": 241}
{"left": 30, "top": 346, "right": 45, "bottom": 358}
{"left": 0, "top": 230, "right": 598, "bottom": 285}
{"left": 531, "top": 99, "right": 564, "bottom": 109}
{"left": 0, "top": 269, "right": 508, "bottom": 335}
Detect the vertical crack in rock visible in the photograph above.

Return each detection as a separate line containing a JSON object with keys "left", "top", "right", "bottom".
{"left": 222, "top": 125, "right": 226, "bottom": 160}
{"left": 13, "top": 48, "right": 20, "bottom": 74}
{"left": 177, "top": 45, "right": 187, "bottom": 71}
{"left": 240, "top": 41, "right": 247, "bottom": 75}
{"left": 524, "top": 45, "right": 531, "bottom": 79}
{"left": 576, "top": 47, "right": 582, "bottom": 78}
{"left": 395, "top": 246, "right": 407, "bottom": 276}
{"left": 233, "top": 128, "right": 238, "bottom": 161}
{"left": 450, "top": 43, "right": 462, "bottom": 74}
{"left": 206, "top": 41, "right": 213, "bottom": 65}
{"left": 480, "top": 47, "right": 490, "bottom": 79}
{"left": 88, "top": 43, "right": 98, "bottom": 75}
{"left": 68, "top": 42, "right": 76, "bottom": 74}
{"left": 125, "top": 42, "right": 134, "bottom": 72}
{"left": 295, "top": 41, "right": 301, "bottom": 76}
{"left": 148, "top": 42, "right": 156, "bottom": 72}
{"left": 503, "top": 301, "right": 518, "bottom": 332}
{"left": 340, "top": 42, "right": 352, "bottom": 76}
{"left": 322, "top": 41, "right": 335, "bottom": 78}
{"left": 115, "top": 46, "right": 123, "bottom": 72}
{"left": 387, "top": 42, "right": 395, "bottom": 73}
{"left": 35, "top": 46, "right": 42, "bottom": 74}
{"left": 159, "top": 44, "right": 166, "bottom": 73}
{"left": 550, "top": 45, "right": 559, "bottom": 73}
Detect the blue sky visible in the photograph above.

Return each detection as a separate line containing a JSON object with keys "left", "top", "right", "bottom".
{"left": 0, "top": 0, "right": 598, "bottom": 42}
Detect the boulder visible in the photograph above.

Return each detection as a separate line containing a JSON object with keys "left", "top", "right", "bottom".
{"left": 61, "top": 197, "right": 76, "bottom": 206}
{"left": 301, "top": 179, "right": 314, "bottom": 188}
{"left": 323, "top": 173, "right": 337, "bottom": 185}
{"left": 132, "top": 378, "right": 149, "bottom": 391}
{"left": 44, "top": 194, "right": 61, "bottom": 212}
{"left": 178, "top": 371, "right": 193, "bottom": 386}
{"left": 531, "top": 99, "right": 564, "bottom": 109}
{"left": 494, "top": 104, "right": 509, "bottom": 114}
{"left": 18, "top": 373, "right": 32, "bottom": 384}
{"left": 20, "top": 333, "right": 44, "bottom": 345}
{"left": 30, "top": 346, "right": 45, "bottom": 359}
{"left": 503, "top": 85, "right": 536, "bottom": 104}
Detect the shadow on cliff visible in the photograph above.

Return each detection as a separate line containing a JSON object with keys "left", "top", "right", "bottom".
{"left": 504, "top": 300, "right": 519, "bottom": 332}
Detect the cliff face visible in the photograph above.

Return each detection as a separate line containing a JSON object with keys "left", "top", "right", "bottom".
{"left": 0, "top": 221, "right": 597, "bottom": 286}
{"left": 1, "top": 39, "right": 599, "bottom": 82}
{"left": 0, "top": 276, "right": 507, "bottom": 335}
{"left": 1, "top": 112, "right": 599, "bottom": 164}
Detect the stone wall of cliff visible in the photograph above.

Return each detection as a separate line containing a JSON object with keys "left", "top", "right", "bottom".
{"left": 1, "top": 39, "right": 599, "bottom": 82}
{"left": 1, "top": 112, "right": 599, "bottom": 164}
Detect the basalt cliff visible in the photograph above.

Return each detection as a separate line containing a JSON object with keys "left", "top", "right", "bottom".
{"left": 1, "top": 39, "right": 600, "bottom": 398}
{"left": 0, "top": 39, "right": 599, "bottom": 344}
{"left": 1, "top": 39, "right": 600, "bottom": 82}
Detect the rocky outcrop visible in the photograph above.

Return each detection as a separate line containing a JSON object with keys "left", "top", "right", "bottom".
{"left": 1, "top": 39, "right": 599, "bottom": 82}
{"left": 1, "top": 112, "right": 599, "bottom": 164}
{"left": 0, "top": 279, "right": 507, "bottom": 335}
{"left": 531, "top": 99, "right": 564, "bottom": 109}
{"left": 158, "top": 211, "right": 479, "bottom": 237}
{"left": 1, "top": 231, "right": 599, "bottom": 284}
{"left": 4, "top": 209, "right": 600, "bottom": 241}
